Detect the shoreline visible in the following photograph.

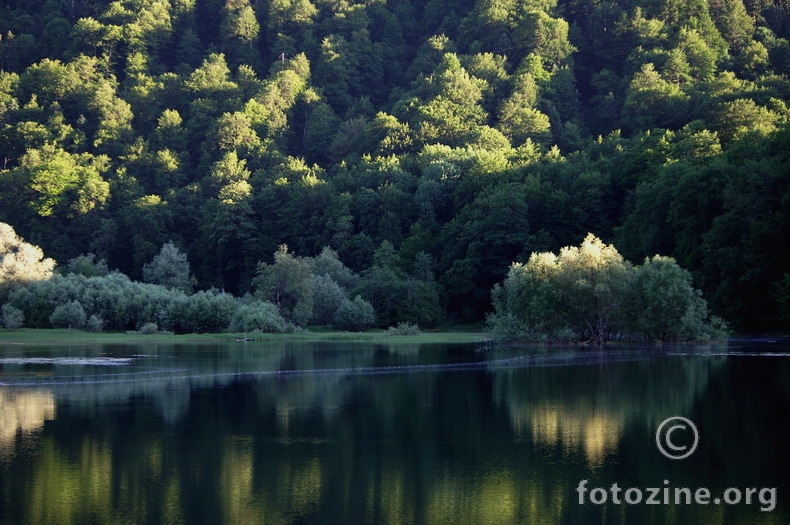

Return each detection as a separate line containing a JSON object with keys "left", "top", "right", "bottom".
{"left": 0, "top": 328, "right": 491, "bottom": 346}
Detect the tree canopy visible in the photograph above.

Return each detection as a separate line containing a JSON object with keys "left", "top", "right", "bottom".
{"left": 489, "top": 234, "right": 724, "bottom": 343}
{"left": 0, "top": 0, "right": 789, "bottom": 331}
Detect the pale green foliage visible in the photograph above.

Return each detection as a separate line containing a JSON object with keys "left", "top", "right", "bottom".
{"left": 497, "top": 79, "right": 552, "bottom": 145}
{"left": 623, "top": 63, "right": 690, "bottom": 131}
{"left": 222, "top": 0, "right": 260, "bottom": 45}
{"left": 64, "top": 253, "right": 109, "bottom": 277}
{"left": 552, "top": 234, "right": 634, "bottom": 342}
{"left": 137, "top": 322, "right": 160, "bottom": 334}
{"left": 15, "top": 144, "right": 110, "bottom": 217}
{"left": 395, "top": 53, "right": 490, "bottom": 147}
{"left": 184, "top": 53, "right": 237, "bottom": 96}
{"left": 492, "top": 234, "right": 632, "bottom": 343}
{"left": 386, "top": 322, "right": 421, "bottom": 336}
{"left": 0, "top": 222, "right": 56, "bottom": 302}
{"left": 333, "top": 295, "right": 375, "bottom": 331}
{"left": 49, "top": 300, "right": 86, "bottom": 328}
{"left": 142, "top": 241, "right": 197, "bottom": 293}
{"left": 630, "top": 255, "right": 711, "bottom": 341}
{"left": 176, "top": 290, "right": 237, "bottom": 333}
{"left": 1, "top": 304, "right": 24, "bottom": 329}
{"left": 86, "top": 314, "right": 104, "bottom": 333}
{"left": 8, "top": 272, "right": 235, "bottom": 333}
{"left": 490, "top": 234, "right": 719, "bottom": 343}
{"left": 308, "top": 274, "right": 348, "bottom": 326}
{"left": 253, "top": 245, "right": 314, "bottom": 325}
{"left": 229, "top": 301, "right": 289, "bottom": 333}
{"left": 308, "top": 247, "right": 358, "bottom": 290}
{"left": 717, "top": 98, "right": 780, "bottom": 142}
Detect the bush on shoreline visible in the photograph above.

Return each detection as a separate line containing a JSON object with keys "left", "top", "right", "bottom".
{"left": 5, "top": 272, "right": 290, "bottom": 334}
{"left": 488, "top": 234, "right": 729, "bottom": 344}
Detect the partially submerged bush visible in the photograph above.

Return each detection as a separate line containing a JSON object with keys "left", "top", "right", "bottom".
{"left": 489, "top": 234, "right": 723, "bottom": 343}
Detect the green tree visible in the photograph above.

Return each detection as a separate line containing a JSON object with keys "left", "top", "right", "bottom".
{"left": 490, "top": 234, "right": 634, "bottom": 344}
{"left": 356, "top": 240, "right": 442, "bottom": 327}
{"left": 49, "top": 300, "right": 86, "bottom": 328}
{"left": 229, "top": 300, "right": 288, "bottom": 333}
{"left": 14, "top": 144, "right": 110, "bottom": 218}
{"left": 622, "top": 63, "right": 690, "bottom": 131}
{"left": 64, "top": 253, "right": 109, "bottom": 277}
{"left": 142, "top": 241, "right": 197, "bottom": 293}
{"left": 253, "top": 245, "right": 314, "bottom": 325}
{"left": 308, "top": 274, "right": 348, "bottom": 326}
{"left": 221, "top": 0, "right": 260, "bottom": 67}
{"left": 490, "top": 234, "right": 724, "bottom": 342}
{"left": 629, "top": 255, "right": 713, "bottom": 341}
{"left": 333, "top": 295, "right": 375, "bottom": 331}
{"left": 394, "top": 53, "right": 489, "bottom": 147}
{"left": 497, "top": 71, "right": 551, "bottom": 144}
{"left": 1, "top": 304, "right": 24, "bottom": 329}
{"left": 199, "top": 150, "right": 257, "bottom": 291}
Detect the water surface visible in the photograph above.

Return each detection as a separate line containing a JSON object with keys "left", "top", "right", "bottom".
{"left": 0, "top": 337, "right": 788, "bottom": 524}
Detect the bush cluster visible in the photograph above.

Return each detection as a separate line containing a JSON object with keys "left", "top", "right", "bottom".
{"left": 1, "top": 240, "right": 441, "bottom": 334}
{"left": 386, "top": 322, "right": 422, "bottom": 336}
{"left": 489, "top": 234, "right": 728, "bottom": 344}
{"left": 253, "top": 244, "right": 438, "bottom": 331}
{"left": 5, "top": 272, "right": 289, "bottom": 334}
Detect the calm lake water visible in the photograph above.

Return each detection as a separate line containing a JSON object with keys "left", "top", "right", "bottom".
{"left": 0, "top": 337, "right": 788, "bottom": 525}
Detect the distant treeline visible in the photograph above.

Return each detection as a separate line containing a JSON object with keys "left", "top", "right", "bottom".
{"left": 0, "top": 0, "right": 788, "bottom": 330}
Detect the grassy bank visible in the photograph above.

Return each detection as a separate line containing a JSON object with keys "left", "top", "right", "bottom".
{"left": 0, "top": 328, "right": 490, "bottom": 346}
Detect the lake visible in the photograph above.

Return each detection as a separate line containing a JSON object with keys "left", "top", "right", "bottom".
{"left": 0, "top": 337, "right": 788, "bottom": 524}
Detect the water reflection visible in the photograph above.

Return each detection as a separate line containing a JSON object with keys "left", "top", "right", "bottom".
{"left": 527, "top": 403, "right": 623, "bottom": 465}
{"left": 0, "top": 340, "right": 788, "bottom": 525}
{"left": 0, "top": 389, "right": 55, "bottom": 456}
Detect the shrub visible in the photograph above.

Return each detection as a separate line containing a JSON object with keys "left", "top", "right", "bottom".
{"left": 386, "top": 322, "right": 422, "bottom": 336}
{"left": 490, "top": 235, "right": 721, "bottom": 343}
{"left": 175, "top": 290, "right": 237, "bottom": 333}
{"left": 333, "top": 295, "right": 375, "bottom": 332}
{"left": 86, "top": 314, "right": 105, "bottom": 333}
{"left": 308, "top": 274, "right": 347, "bottom": 325}
{"left": 629, "top": 255, "right": 709, "bottom": 341}
{"left": 138, "top": 322, "right": 160, "bottom": 334}
{"left": 229, "top": 301, "right": 288, "bottom": 333}
{"left": 63, "top": 253, "right": 109, "bottom": 277}
{"left": 253, "top": 245, "right": 314, "bottom": 326}
{"left": 49, "top": 301, "right": 87, "bottom": 329}
{"left": 142, "top": 241, "right": 197, "bottom": 293}
{"left": 1, "top": 304, "right": 24, "bottom": 329}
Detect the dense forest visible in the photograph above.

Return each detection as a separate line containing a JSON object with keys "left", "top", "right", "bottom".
{"left": 0, "top": 0, "right": 788, "bottom": 331}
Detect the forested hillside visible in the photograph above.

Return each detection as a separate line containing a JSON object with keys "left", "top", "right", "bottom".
{"left": 0, "top": 0, "right": 788, "bottom": 330}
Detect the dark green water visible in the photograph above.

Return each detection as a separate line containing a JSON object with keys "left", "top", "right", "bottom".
{"left": 0, "top": 338, "right": 788, "bottom": 525}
